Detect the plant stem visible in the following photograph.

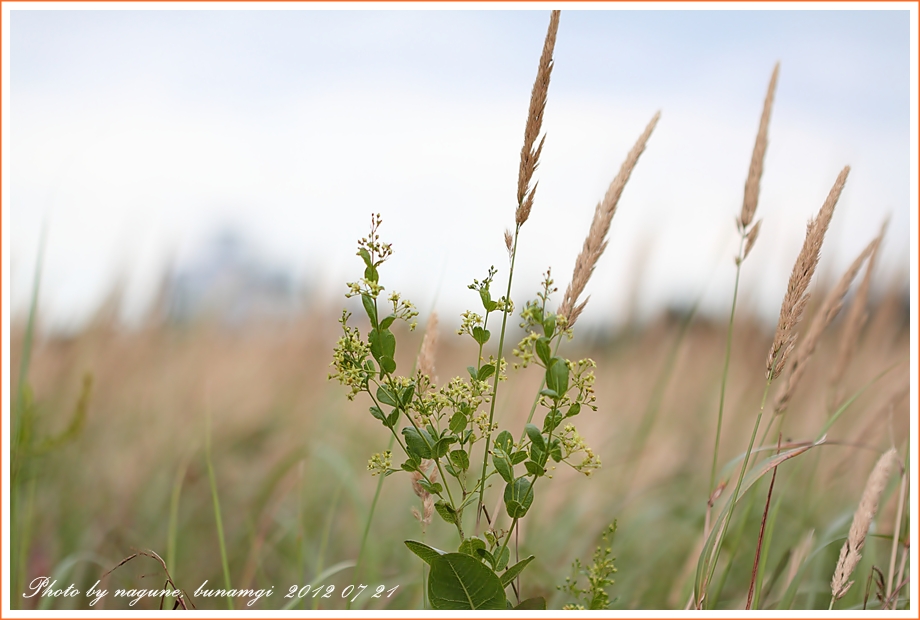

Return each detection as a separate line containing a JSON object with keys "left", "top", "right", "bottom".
{"left": 205, "top": 411, "right": 234, "bottom": 611}
{"left": 475, "top": 224, "right": 520, "bottom": 531}
{"left": 702, "top": 371, "right": 773, "bottom": 605}
{"left": 710, "top": 233, "right": 746, "bottom": 495}
{"left": 348, "top": 433, "right": 394, "bottom": 611}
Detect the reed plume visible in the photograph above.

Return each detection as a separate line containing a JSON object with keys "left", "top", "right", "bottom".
{"left": 740, "top": 62, "right": 779, "bottom": 230}
{"left": 417, "top": 312, "right": 439, "bottom": 383}
{"left": 766, "top": 166, "right": 849, "bottom": 378}
{"left": 410, "top": 461, "right": 438, "bottom": 533}
{"left": 829, "top": 220, "right": 886, "bottom": 408}
{"left": 830, "top": 448, "right": 898, "bottom": 603}
{"left": 516, "top": 10, "right": 560, "bottom": 227}
{"left": 773, "top": 235, "right": 878, "bottom": 414}
{"left": 558, "top": 111, "right": 661, "bottom": 327}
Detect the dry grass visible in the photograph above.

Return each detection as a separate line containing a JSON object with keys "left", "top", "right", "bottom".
{"left": 767, "top": 166, "right": 849, "bottom": 378}
{"left": 9, "top": 282, "right": 909, "bottom": 609}
{"left": 558, "top": 111, "right": 660, "bottom": 328}
{"left": 830, "top": 448, "right": 899, "bottom": 603}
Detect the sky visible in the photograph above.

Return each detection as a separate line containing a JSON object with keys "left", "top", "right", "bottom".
{"left": 7, "top": 4, "right": 915, "bottom": 332}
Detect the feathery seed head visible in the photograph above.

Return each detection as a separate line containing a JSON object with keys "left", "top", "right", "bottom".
{"left": 558, "top": 111, "right": 660, "bottom": 327}
{"left": 741, "top": 63, "right": 779, "bottom": 228}
{"left": 515, "top": 11, "right": 560, "bottom": 226}
{"left": 767, "top": 166, "right": 849, "bottom": 378}
{"left": 831, "top": 448, "right": 898, "bottom": 601}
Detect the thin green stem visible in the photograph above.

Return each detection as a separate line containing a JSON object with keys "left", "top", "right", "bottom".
{"left": 205, "top": 412, "right": 234, "bottom": 611}
{"left": 348, "top": 433, "right": 394, "bottom": 611}
{"left": 710, "top": 234, "right": 746, "bottom": 495}
{"left": 475, "top": 224, "right": 520, "bottom": 531}
{"left": 703, "top": 371, "right": 773, "bottom": 606}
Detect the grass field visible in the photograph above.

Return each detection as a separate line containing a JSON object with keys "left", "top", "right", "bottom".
{"left": 9, "top": 285, "right": 910, "bottom": 609}
{"left": 9, "top": 10, "right": 911, "bottom": 611}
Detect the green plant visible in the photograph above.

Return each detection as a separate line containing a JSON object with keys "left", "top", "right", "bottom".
{"left": 329, "top": 10, "right": 660, "bottom": 610}
{"left": 559, "top": 521, "right": 618, "bottom": 610}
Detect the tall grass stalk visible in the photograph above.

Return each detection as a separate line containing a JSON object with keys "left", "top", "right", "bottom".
{"left": 710, "top": 234, "right": 745, "bottom": 495}
{"left": 205, "top": 410, "right": 234, "bottom": 610}
{"left": 476, "top": 226, "right": 520, "bottom": 529}
{"left": 166, "top": 455, "right": 191, "bottom": 579}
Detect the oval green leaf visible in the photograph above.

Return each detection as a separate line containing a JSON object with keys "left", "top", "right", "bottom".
{"left": 428, "top": 553, "right": 506, "bottom": 610}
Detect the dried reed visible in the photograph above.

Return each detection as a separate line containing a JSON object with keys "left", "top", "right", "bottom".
{"left": 417, "top": 312, "right": 439, "bottom": 383}
{"left": 830, "top": 221, "right": 886, "bottom": 408}
{"left": 740, "top": 62, "right": 779, "bottom": 229}
{"left": 558, "top": 111, "right": 661, "bottom": 327}
{"left": 766, "top": 166, "right": 849, "bottom": 378}
{"left": 773, "top": 235, "right": 878, "bottom": 414}
{"left": 516, "top": 10, "right": 560, "bottom": 227}
{"left": 830, "top": 448, "right": 898, "bottom": 603}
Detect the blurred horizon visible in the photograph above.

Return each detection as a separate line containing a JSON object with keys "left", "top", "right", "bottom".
{"left": 9, "top": 6, "right": 914, "bottom": 334}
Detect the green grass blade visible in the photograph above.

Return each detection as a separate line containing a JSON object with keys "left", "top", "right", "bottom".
{"left": 205, "top": 412, "right": 233, "bottom": 610}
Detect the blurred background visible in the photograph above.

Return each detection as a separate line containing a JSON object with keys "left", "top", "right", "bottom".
{"left": 7, "top": 6, "right": 914, "bottom": 610}
{"left": 10, "top": 8, "right": 912, "bottom": 330}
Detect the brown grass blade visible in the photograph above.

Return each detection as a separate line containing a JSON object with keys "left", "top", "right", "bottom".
{"left": 773, "top": 235, "right": 877, "bottom": 414}
{"left": 766, "top": 166, "right": 849, "bottom": 378}
{"left": 830, "top": 448, "right": 898, "bottom": 602}
{"left": 830, "top": 219, "right": 887, "bottom": 408}
{"left": 516, "top": 10, "right": 560, "bottom": 226}
{"left": 558, "top": 111, "right": 661, "bottom": 327}
{"left": 741, "top": 62, "right": 779, "bottom": 229}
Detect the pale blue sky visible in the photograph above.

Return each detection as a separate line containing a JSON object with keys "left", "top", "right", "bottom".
{"left": 9, "top": 7, "right": 914, "bottom": 330}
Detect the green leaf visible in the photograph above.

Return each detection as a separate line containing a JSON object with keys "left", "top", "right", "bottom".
{"left": 535, "top": 337, "right": 552, "bottom": 366}
{"left": 399, "top": 384, "right": 414, "bottom": 407}
{"left": 503, "top": 477, "right": 534, "bottom": 518}
{"left": 358, "top": 248, "right": 373, "bottom": 270}
{"left": 467, "top": 366, "right": 478, "bottom": 380}
{"left": 362, "top": 294, "right": 378, "bottom": 327}
{"left": 450, "top": 450, "right": 470, "bottom": 471}
{"left": 545, "top": 357, "right": 569, "bottom": 395}
{"left": 542, "top": 409, "right": 563, "bottom": 434}
{"left": 369, "top": 328, "right": 396, "bottom": 370}
{"left": 475, "top": 547, "right": 496, "bottom": 568}
{"left": 369, "top": 405, "right": 387, "bottom": 425}
{"left": 492, "top": 448, "right": 514, "bottom": 483}
{"left": 472, "top": 326, "right": 491, "bottom": 346}
{"left": 511, "top": 450, "right": 528, "bottom": 465}
{"left": 364, "top": 264, "right": 378, "bottom": 284}
{"left": 418, "top": 480, "right": 443, "bottom": 495}
{"left": 380, "top": 356, "right": 396, "bottom": 374}
{"left": 449, "top": 412, "right": 467, "bottom": 434}
{"left": 542, "top": 315, "right": 556, "bottom": 337}
{"left": 566, "top": 402, "right": 581, "bottom": 418}
{"left": 549, "top": 438, "right": 562, "bottom": 462}
{"left": 524, "top": 424, "right": 544, "bottom": 450}
{"left": 405, "top": 540, "right": 446, "bottom": 565}
{"left": 480, "top": 288, "right": 497, "bottom": 313}
{"left": 433, "top": 437, "right": 456, "bottom": 459}
{"left": 514, "top": 597, "right": 546, "bottom": 609}
{"left": 525, "top": 461, "right": 545, "bottom": 477}
{"left": 458, "top": 537, "right": 486, "bottom": 557}
{"left": 400, "top": 458, "right": 420, "bottom": 472}
{"left": 402, "top": 427, "right": 434, "bottom": 459}
{"left": 376, "top": 385, "right": 398, "bottom": 407}
{"left": 494, "top": 430, "right": 514, "bottom": 453}
{"left": 386, "top": 409, "right": 399, "bottom": 428}
{"left": 500, "top": 555, "right": 535, "bottom": 587}
{"left": 494, "top": 545, "right": 510, "bottom": 571}
{"left": 477, "top": 364, "right": 495, "bottom": 381}
{"left": 428, "top": 553, "right": 506, "bottom": 610}
{"left": 530, "top": 443, "right": 547, "bottom": 467}
{"left": 379, "top": 315, "right": 396, "bottom": 330}
{"left": 539, "top": 387, "right": 559, "bottom": 399}
{"left": 434, "top": 500, "right": 458, "bottom": 525}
